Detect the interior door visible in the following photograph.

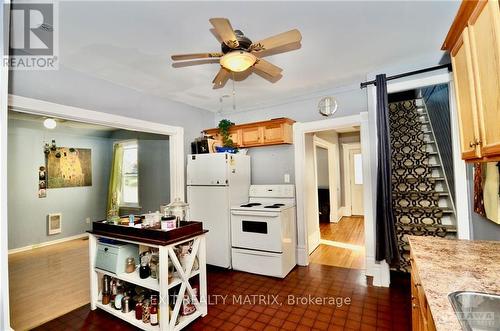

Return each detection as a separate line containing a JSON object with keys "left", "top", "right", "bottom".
{"left": 349, "top": 149, "right": 364, "bottom": 215}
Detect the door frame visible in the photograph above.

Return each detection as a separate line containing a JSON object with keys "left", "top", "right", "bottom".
{"left": 294, "top": 113, "right": 374, "bottom": 280}
{"left": 2, "top": 95, "right": 185, "bottom": 330}
{"left": 383, "top": 72, "right": 471, "bottom": 239}
{"left": 342, "top": 142, "right": 362, "bottom": 216}
{"left": 313, "top": 135, "right": 341, "bottom": 223}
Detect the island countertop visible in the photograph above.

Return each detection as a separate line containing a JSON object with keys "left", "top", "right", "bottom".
{"left": 408, "top": 236, "right": 500, "bottom": 331}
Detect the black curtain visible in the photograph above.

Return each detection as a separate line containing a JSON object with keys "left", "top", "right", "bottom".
{"left": 374, "top": 74, "right": 400, "bottom": 266}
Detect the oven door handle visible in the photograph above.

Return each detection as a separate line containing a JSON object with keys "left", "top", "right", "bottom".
{"left": 231, "top": 211, "right": 279, "bottom": 217}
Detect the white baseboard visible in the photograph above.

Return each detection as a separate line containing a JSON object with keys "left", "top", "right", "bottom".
{"left": 296, "top": 246, "right": 308, "bottom": 266}
{"left": 8, "top": 233, "right": 89, "bottom": 255}
{"left": 339, "top": 206, "right": 352, "bottom": 217}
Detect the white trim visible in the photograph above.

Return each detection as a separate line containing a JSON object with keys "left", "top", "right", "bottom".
{"left": 387, "top": 71, "right": 450, "bottom": 94}
{"left": 0, "top": 3, "right": 10, "bottom": 329}
{"left": 294, "top": 115, "right": 373, "bottom": 281}
{"left": 448, "top": 76, "right": 471, "bottom": 239}
{"left": 8, "top": 233, "right": 89, "bottom": 255}
{"left": 342, "top": 142, "right": 362, "bottom": 216}
{"left": 313, "top": 136, "right": 340, "bottom": 223}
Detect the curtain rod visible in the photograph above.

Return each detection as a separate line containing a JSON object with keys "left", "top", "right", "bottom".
{"left": 359, "top": 63, "right": 452, "bottom": 89}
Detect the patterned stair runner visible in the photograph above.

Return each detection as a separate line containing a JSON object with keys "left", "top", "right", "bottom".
{"left": 388, "top": 99, "right": 456, "bottom": 272}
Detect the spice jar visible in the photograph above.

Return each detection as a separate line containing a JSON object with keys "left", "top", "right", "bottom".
{"left": 135, "top": 302, "right": 143, "bottom": 320}
{"left": 102, "top": 275, "right": 111, "bottom": 305}
{"left": 150, "top": 255, "right": 159, "bottom": 279}
{"left": 142, "top": 300, "right": 151, "bottom": 323}
{"left": 125, "top": 257, "right": 136, "bottom": 273}
{"left": 139, "top": 255, "right": 151, "bottom": 279}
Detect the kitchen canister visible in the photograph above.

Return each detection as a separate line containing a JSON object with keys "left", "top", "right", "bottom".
{"left": 121, "top": 296, "right": 132, "bottom": 313}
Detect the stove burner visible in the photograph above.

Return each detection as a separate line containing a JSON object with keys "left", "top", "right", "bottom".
{"left": 273, "top": 203, "right": 285, "bottom": 206}
{"left": 264, "top": 205, "right": 281, "bottom": 208}
{"left": 240, "top": 203, "right": 262, "bottom": 207}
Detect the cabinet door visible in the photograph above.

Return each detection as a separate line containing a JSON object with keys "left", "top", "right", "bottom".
{"left": 468, "top": 0, "right": 500, "bottom": 156}
{"left": 263, "top": 123, "right": 284, "bottom": 144}
{"left": 241, "top": 126, "right": 262, "bottom": 146}
{"left": 451, "top": 28, "right": 482, "bottom": 159}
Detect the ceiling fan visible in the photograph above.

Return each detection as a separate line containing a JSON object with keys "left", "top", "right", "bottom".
{"left": 171, "top": 18, "right": 302, "bottom": 89}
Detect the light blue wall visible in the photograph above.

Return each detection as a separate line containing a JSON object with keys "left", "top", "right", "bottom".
{"left": 215, "top": 86, "right": 367, "bottom": 184}
{"left": 110, "top": 130, "right": 170, "bottom": 214}
{"left": 7, "top": 119, "right": 113, "bottom": 249}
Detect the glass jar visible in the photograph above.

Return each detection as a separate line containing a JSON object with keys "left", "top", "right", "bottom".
{"left": 135, "top": 302, "right": 143, "bottom": 320}
{"left": 150, "top": 255, "right": 159, "bottom": 279}
{"left": 165, "top": 198, "right": 189, "bottom": 224}
{"left": 125, "top": 257, "right": 135, "bottom": 273}
{"left": 139, "top": 256, "right": 151, "bottom": 279}
{"left": 142, "top": 300, "right": 151, "bottom": 323}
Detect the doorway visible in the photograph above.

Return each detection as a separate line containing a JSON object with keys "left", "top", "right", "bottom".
{"left": 4, "top": 96, "right": 184, "bottom": 330}
{"left": 306, "top": 126, "right": 366, "bottom": 270}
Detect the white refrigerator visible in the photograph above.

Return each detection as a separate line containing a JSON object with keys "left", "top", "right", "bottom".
{"left": 187, "top": 153, "right": 250, "bottom": 268}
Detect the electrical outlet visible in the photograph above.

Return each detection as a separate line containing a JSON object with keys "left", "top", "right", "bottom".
{"left": 85, "top": 217, "right": 91, "bottom": 224}
{"left": 284, "top": 174, "right": 290, "bottom": 183}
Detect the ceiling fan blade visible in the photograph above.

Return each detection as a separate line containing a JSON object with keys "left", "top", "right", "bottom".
{"left": 253, "top": 68, "right": 283, "bottom": 83}
{"left": 251, "top": 41, "right": 301, "bottom": 58}
{"left": 213, "top": 67, "right": 231, "bottom": 89}
{"left": 172, "top": 59, "right": 220, "bottom": 68}
{"left": 171, "top": 52, "right": 223, "bottom": 61}
{"left": 251, "top": 29, "right": 302, "bottom": 53}
{"left": 253, "top": 59, "right": 283, "bottom": 78}
{"left": 209, "top": 18, "right": 239, "bottom": 49}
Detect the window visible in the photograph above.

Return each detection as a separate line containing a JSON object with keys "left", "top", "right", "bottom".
{"left": 119, "top": 141, "right": 139, "bottom": 207}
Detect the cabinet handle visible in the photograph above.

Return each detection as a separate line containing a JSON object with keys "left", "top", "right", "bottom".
{"left": 411, "top": 295, "right": 415, "bottom": 300}
{"left": 469, "top": 139, "right": 483, "bottom": 148}
{"left": 414, "top": 283, "right": 421, "bottom": 287}
{"left": 412, "top": 303, "right": 419, "bottom": 309}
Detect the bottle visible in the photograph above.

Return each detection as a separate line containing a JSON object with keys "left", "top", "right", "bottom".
{"left": 150, "top": 295, "right": 158, "bottom": 326}
{"left": 102, "top": 275, "right": 111, "bottom": 305}
{"left": 139, "top": 255, "right": 151, "bottom": 279}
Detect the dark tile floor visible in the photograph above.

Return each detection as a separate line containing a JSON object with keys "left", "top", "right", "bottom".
{"left": 33, "top": 264, "right": 411, "bottom": 331}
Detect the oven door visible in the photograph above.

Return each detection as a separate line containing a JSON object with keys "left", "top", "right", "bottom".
{"left": 231, "top": 210, "right": 282, "bottom": 253}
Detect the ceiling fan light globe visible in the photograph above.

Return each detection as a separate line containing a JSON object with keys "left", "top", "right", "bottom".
{"left": 220, "top": 51, "right": 256, "bottom": 72}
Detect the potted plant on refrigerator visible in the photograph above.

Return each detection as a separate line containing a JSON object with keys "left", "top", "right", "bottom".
{"left": 216, "top": 119, "right": 238, "bottom": 153}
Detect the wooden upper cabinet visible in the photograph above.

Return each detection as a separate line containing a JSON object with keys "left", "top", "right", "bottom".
{"left": 451, "top": 28, "right": 482, "bottom": 159}
{"left": 443, "top": 0, "right": 500, "bottom": 161}
{"left": 241, "top": 126, "right": 263, "bottom": 146}
{"left": 468, "top": 0, "right": 500, "bottom": 157}
{"left": 204, "top": 118, "right": 295, "bottom": 148}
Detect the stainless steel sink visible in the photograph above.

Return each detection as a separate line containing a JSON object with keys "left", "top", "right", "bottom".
{"left": 448, "top": 291, "right": 500, "bottom": 331}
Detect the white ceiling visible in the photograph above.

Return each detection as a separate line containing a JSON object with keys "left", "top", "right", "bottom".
{"left": 59, "top": 1, "right": 459, "bottom": 112}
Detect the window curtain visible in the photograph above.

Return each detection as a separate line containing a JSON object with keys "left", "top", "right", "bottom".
{"left": 106, "top": 143, "right": 124, "bottom": 218}
{"left": 374, "top": 74, "right": 400, "bottom": 266}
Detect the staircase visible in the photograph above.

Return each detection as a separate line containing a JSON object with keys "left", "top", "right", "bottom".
{"left": 388, "top": 98, "right": 456, "bottom": 272}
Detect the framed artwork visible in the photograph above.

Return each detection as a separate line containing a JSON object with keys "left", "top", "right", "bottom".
{"left": 47, "top": 147, "right": 92, "bottom": 188}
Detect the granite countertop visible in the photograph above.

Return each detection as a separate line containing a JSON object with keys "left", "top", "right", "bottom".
{"left": 408, "top": 236, "right": 500, "bottom": 331}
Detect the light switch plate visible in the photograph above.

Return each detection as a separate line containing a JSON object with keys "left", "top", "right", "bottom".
{"left": 284, "top": 174, "right": 290, "bottom": 183}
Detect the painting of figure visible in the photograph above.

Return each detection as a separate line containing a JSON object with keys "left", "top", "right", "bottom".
{"left": 47, "top": 147, "right": 92, "bottom": 188}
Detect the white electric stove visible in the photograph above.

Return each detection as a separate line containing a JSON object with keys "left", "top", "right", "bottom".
{"left": 230, "top": 184, "right": 296, "bottom": 278}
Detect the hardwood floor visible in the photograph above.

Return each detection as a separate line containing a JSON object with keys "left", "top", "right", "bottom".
{"left": 8, "top": 238, "right": 90, "bottom": 330}
{"left": 309, "top": 216, "right": 365, "bottom": 269}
